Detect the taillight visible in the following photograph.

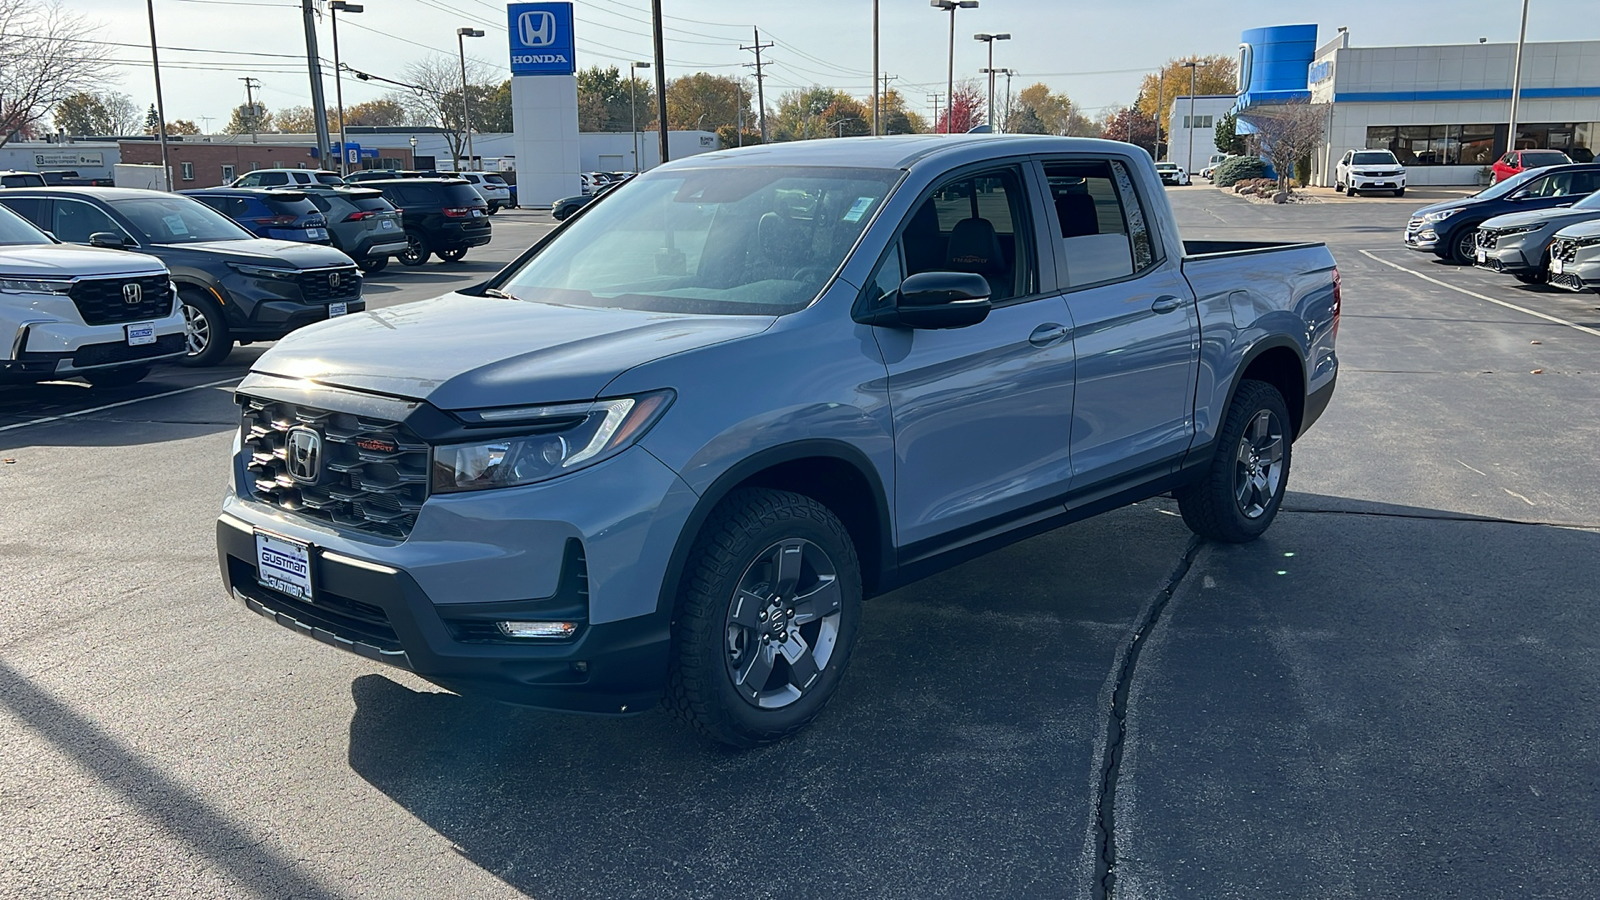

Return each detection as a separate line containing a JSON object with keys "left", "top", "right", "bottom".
{"left": 1331, "top": 267, "right": 1342, "bottom": 340}
{"left": 253, "top": 215, "right": 297, "bottom": 226}
{"left": 442, "top": 206, "right": 473, "bottom": 218}
{"left": 344, "top": 211, "right": 375, "bottom": 221}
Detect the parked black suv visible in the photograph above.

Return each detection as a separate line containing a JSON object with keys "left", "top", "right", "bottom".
{"left": 0, "top": 187, "right": 363, "bottom": 366}
{"left": 359, "top": 178, "right": 490, "bottom": 265}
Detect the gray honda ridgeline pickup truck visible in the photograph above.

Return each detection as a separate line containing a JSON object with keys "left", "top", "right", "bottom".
{"left": 218, "top": 136, "right": 1339, "bottom": 747}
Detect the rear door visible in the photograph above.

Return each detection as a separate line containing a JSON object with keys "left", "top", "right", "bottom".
{"left": 874, "top": 162, "right": 1077, "bottom": 550}
{"left": 1039, "top": 155, "right": 1199, "bottom": 490}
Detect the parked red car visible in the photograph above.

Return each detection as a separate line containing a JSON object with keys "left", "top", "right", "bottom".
{"left": 1492, "top": 149, "right": 1573, "bottom": 183}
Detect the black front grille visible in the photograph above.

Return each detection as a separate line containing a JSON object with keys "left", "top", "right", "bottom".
{"left": 230, "top": 557, "right": 402, "bottom": 651}
{"left": 68, "top": 275, "right": 173, "bottom": 325}
{"left": 1551, "top": 240, "right": 1579, "bottom": 263}
{"left": 1478, "top": 231, "right": 1499, "bottom": 250}
{"left": 1550, "top": 272, "right": 1587, "bottom": 292}
{"left": 240, "top": 396, "right": 429, "bottom": 538}
{"left": 296, "top": 267, "right": 362, "bottom": 304}
{"left": 72, "top": 333, "right": 185, "bottom": 368}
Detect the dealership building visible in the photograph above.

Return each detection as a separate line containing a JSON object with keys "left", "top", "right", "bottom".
{"left": 1225, "top": 24, "right": 1600, "bottom": 186}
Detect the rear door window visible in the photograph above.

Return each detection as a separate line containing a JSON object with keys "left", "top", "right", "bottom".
{"left": 1, "top": 173, "right": 47, "bottom": 188}
{"left": 265, "top": 196, "right": 318, "bottom": 217}
{"left": 350, "top": 196, "right": 395, "bottom": 212}
{"left": 0, "top": 196, "right": 47, "bottom": 227}
{"left": 51, "top": 199, "right": 132, "bottom": 244}
{"left": 256, "top": 171, "right": 290, "bottom": 186}
{"left": 1042, "top": 158, "right": 1157, "bottom": 289}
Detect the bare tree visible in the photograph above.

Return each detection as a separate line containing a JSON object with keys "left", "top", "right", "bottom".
{"left": 398, "top": 54, "right": 497, "bottom": 166}
{"left": 1248, "top": 99, "right": 1328, "bottom": 195}
{"left": 0, "top": 0, "right": 113, "bottom": 146}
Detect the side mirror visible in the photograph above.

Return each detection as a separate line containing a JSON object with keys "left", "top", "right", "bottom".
{"left": 895, "top": 271, "right": 992, "bottom": 329}
{"left": 88, "top": 231, "right": 128, "bottom": 249}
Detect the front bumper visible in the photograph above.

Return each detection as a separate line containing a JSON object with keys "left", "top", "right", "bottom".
{"left": 216, "top": 440, "right": 701, "bottom": 714}
{"left": 1548, "top": 244, "right": 1600, "bottom": 293}
{"left": 1404, "top": 218, "right": 1445, "bottom": 251}
{"left": 1349, "top": 172, "right": 1405, "bottom": 191}
{"left": 2, "top": 310, "right": 187, "bottom": 383}
{"left": 1472, "top": 233, "right": 1544, "bottom": 274}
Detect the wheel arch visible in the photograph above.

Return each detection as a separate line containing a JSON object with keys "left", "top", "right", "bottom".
{"left": 654, "top": 440, "right": 895, "bottom": 627}
{"left": 1226, "top": 338, "right": 1309, "bottom": 438}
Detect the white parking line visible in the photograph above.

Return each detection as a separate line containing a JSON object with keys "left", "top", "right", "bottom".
{"left": 1358, "top": 249, "right": 1600, "bottom": 338}
{"left": 0, "top": 377, "right": 239, "bottom": 435}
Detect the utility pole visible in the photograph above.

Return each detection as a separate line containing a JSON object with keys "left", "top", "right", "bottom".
{"left": 300, "top": 0, "right": 331, "bottom": 166}
{"left": 877, "top": 74, "right": 898, "bottom": 132}
{"left": 1183, "top": 60, "right": 1199, "bottom": 173}
{"left": 240, "top": 77, "right": 261, "bottom": 142}
{"left": 144, "top": 0, "right": 171, "bottom": 190}
{"left": 1001, "top": 68, "right": 1015, "bottom": 133}
{"left": 651, "top": 0, "right": 669, "bottom": 162}
{"left": 741, "top": 28, "right": 774, "bottom": 143}
{"left": 871, "top": 0, "right": 879, "bottom": 135}
{"left": 1508, "top": 0, "right": 1530, "bottom": 155}
{"left": 1155, "top": 69, "right": 1165, "bottom": 159}
{"left": 927, "top": 93, "right": 943, "bottom": 130}
{"left": 735, "top": 79, "right": 744, "bottom": 146}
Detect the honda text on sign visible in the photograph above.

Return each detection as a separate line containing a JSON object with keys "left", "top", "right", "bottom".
{"left": 507, "top": 2, "right": 574, "bottom": 75}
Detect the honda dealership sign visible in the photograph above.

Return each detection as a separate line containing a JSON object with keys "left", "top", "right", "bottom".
{"left": 508, "top": 2, "right": 575, "bottom": 76}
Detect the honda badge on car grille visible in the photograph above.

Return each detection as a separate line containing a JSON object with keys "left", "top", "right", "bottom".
{"left": 285, "top": 426, "right": 324, "bottom": 484}
{"left": 123, "top": 282, "right": 143, "bottom": 305}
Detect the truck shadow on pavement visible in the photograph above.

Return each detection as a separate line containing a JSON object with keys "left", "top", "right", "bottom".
{"left": 343, "top": 501, "right": 1197, "bottom": 900}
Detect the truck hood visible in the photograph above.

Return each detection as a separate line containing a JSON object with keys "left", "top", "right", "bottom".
{"left": 0, "top": 243, "right": 166, "bottom": 278}
{"left": 252, "top": 292, "right": 775, "bottom": 408}
{"left": 1555, "top": 218, "right": 1600, "bottom": 240}
{"left": 154, "top": 238, "right": 352, "bottom": 268}
{"left": 1481, "top": 207, "right": 1598, "bottom": 231}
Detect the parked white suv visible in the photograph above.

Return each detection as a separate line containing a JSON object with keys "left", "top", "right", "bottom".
{"left": 458, "top": 172, "right": 512, "bottom": 214}
{"left": 1336, "top": 149, "right": 1407, "bottom": 197}
{"left": 0, "top": 203, "right": 184, "bottom": 387}
{"left": 231, "top": 169, "right": 345, "bottom": 188}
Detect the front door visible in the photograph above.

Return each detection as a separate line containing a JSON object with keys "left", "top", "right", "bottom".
{"left": 1040, "top": 156, "right": 1199, "bottom": 491}
{"left": 874, "top": 165, "right": 1077, "bottom": 550}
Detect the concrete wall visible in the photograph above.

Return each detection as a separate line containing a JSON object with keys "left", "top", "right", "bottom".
{"left": 0, "top": 144, "right": 119, "bottom": 180}
{"left": 510, "top": 74, "right": 582, "bottom": 207}
{"left": 1166, "top": 97, "right": 1239, "bottom": 173}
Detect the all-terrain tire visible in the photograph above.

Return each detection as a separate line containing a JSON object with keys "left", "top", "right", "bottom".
{"left": 1175, "top": 379, "right": 1293, "bottom": 543}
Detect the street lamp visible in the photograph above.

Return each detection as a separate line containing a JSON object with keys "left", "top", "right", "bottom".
{"left": 629, "top": 61, "right": 650, "bottom": 172}
{"left": 329, "top": 1, "right": 362, "bottom": 176}
{"left": 409, "top": 134, "right": 417, "bottom": 169}
{"left": 833, "top": 117, "right": 860, "bottom": 138}
{"left": 973, "top": 32, "right": 1009, "bottom": 131}
{"left": 1508, "top": 0, "right": 1530, "bottom": 153}
{"left": 981, "top": 67, "right": 1015, "bottom": 132}
{"left": 931, "top": 0, "right": 977, "bottom": 134}
{"left": 456, "top": 27, "right": 484, "bottom": 172}
{"left": 1181, "top": 60, "right": 1199, "bottom": 173}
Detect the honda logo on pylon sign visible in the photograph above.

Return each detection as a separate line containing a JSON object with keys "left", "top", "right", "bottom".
{"left": 507, "top": 3, "right": 575, "bottom": 76}
{"left": 518, "top": 10, "right": 554, "bottom": 47}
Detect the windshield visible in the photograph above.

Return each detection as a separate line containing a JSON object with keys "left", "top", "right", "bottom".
{"left": 111, "top": 194, "right": 255, "bottom": 243}
{"left": 0, "top": 203, "right": 51, "bottom": 245}
{"left": 499, "top": 165, "right": 900, "bottom": 316}
{"left": 1522, "top": 151, "right": 1570, "bottom": 166}
{"left": 314, "top": 173, "right": 344, "bottom": 185}
{"left": 1155, "top": 163, "right": 1176, "bottom": 169}
{"left": 485, "top": 174, "right": 507, "bottom": 184}
{"left": 1352, "top": 151, "right": 1398, "bottom": 166}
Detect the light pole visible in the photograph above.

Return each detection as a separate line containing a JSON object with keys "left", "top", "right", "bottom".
{"left": 629, "top": 61, "right": 650, "bottom": 172}
{"left": 833, "top": 117, "right": 860, "bottom": 138}
{"left": 1182, "top": 60, "right": 1199, "bottom": 173}
{"left": 1155, "top": 69, "right": 1165, "bottom": 159}
{"left": 408, "top": 135, "right": 417, "bottom": 169}
{"left": 143, "top": 0, "right": 171, "bottom": 189}
{"left": 330, "top": 1, "right": 362, "bottom": 176}
{"left": 931, "top": 0, "right": 977, "bottom": 134}
{"left": 974, "top": 33, "right": 1009, "bottom": 131}
{"left": 456, "top": 27, "right": 484, "bottom": 172}
{"left": 1508, "top": 0, "right": 1530, "bottom": 154}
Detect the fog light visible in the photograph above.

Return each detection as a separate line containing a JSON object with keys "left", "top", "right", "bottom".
{"left": 496, "top": 621, "right": 578, "bottom": 639}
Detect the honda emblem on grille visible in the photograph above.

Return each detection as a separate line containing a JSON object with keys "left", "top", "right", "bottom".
{"left": 328, "top": 271, "right": 342, "bottom": 290}
{"left": 285, "top": 426, "right": 323, "bottom": 484}
{"left": 122, "top": 282, "right": 142, "bottom": 305}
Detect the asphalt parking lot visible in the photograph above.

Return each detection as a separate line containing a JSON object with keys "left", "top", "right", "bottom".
{"left": 2, "top": 189, "right": 1597, "bottom": 899}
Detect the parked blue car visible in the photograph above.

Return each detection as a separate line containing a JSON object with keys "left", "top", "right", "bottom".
{"left": 1404, "top": 163, "right": 1600, "bottom": 264}
{"left": 180, "top": 188, "right": 330, "bottom": 244}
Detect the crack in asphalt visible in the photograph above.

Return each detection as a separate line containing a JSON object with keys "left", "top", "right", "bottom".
{"left": 1093, "top": 534, "right": 1204, "bottom": 900}
{"left": 1280, "top": 505, "right": 1600, "bottom": 531}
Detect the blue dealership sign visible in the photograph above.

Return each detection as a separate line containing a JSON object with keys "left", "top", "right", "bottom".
{"left": 508, "top": 2, "right": 575, "bottom": 76}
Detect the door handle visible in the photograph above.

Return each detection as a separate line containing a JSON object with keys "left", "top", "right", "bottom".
{"left": 1151, "top": 295, "right": 1185, "bottom": 314}
{"left": 1028, "top": 323, "right": 1069, "bottom": 347}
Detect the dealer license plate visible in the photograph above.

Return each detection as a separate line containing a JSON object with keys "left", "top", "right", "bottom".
{"left": 329, "top": 301, "right": 348, "bottom": 317}
{"left": 307, "top": 228, "right": 327, "bottom": 240}
{"left": 125, "top": 321, "right": 156, "bottom": 346}
{"left": 1552, "top": 257, "right": 1564, "bottom": 275}
{"left": 256, "top": 531, "right": 313, "bottom": 602}
{"left": 380, "top": 219, "right": 396, "bottom": 230}
{"left": 1476, "top": 248, "right": 1487, "bottom": 263}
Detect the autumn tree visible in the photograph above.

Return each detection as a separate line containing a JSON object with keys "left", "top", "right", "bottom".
{"left": 273, "top": 105, "right": 337, "bottom": 134}
{"left": 166, "top": 119, "right": 200, "bottom": 135}
{"left": 666, "top": 72, "right": 750, "bottom": 134}
{"left": 1249, "top": 99, "right": 1328, "bottom": 193}
{"left": 53, "top": 91, "right": 139, "bottom": 136}
{"left": 1011, "top": 83, "right": 1092, "bottom": 136}
{"left": 933, "top": 79, "right": 985, "bottom": 134}
{"left": 344, "top": 98, "right": 407, "bottom": 127}
{"left": 0, "top": 0, "right": 113, "bottom": 147}
{"left": 878, "top": 88, "right": 925, "bottom": 135}
{"left": 576, "top": 65, "right": 654, "bottom": 132}
{"left": 771, "top": 87, "right": 868, "bottom": 141}
{"left": 224, "top": 101, "right": 271, "bottom": 135}
{"left": 1099, "top": 106, "right": 1158, "bottom": 156}
{"left": 1135, "top": 55, "right": 1237, "bottom": 131}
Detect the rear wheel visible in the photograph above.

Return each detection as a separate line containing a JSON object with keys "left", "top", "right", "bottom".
{"left": 1175, "top": 380, "right": 1292, "bottom": 543}
{"left": 1394, "top": 188, "right": 1406, "bottom": 197}
{"left": 398, "top": 230, "right": 430, "bottom": 266}
{"left": 1450, "top": 227, "right": 1480, "bottom": 265}
{"left": 667, "top": 488, "right": 862, "bottom": 748}
{"left": 357, "top": 256, "right": 388, "bottom": 274}
{"left": 177, "top": 288, "right": 231, "bottom": 367}
{"left": 437, "top": 247, "right": 468, "bottom": 263}
{"left": 486, "top": 202, "right": 500, "bottom": 215}
{"left": 80, "top": 365, "right": 151, "bottom": 388}
{"left": 1335, "top": 181, "right": 1345, "bottom": 193}
{"left": 1348, "top": 186, "right": 1359, "bottom": 197}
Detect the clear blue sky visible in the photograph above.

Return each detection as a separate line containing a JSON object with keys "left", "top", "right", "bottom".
{"left": 81, "top": 0, "right": 1600, "bottom": 127}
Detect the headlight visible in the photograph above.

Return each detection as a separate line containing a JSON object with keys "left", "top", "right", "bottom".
{"left": 227, "top": 262, "right": 298, "bottom": 280}
{"left": 1422, "top": 209, "right": 1460, "bottom": 223}
{"left": 1495, "top": 224, "right": 1540, "bottom": 237}
{"left": 432, "top": 391, "right": 673, "bottom": 493}
{"left": 0, "top": 277, "right": 72, "bottom": 294}
{"left": 1574, "top": 234, "right": 1600, "bottom": 248}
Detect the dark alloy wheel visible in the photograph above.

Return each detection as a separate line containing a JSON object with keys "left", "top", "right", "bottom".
{"left": 437, "top": 247, "right": 468, "bottom": 263}
{"left": 1451, "top": 226, "right": 1481, "bottom": 265}
{"left": 357, "top": 256, "right": 388, "bottom": 274}
{"left": 1175, "top": 379, "right": 1292, "bottom": 543}
{"left": 177, "top": 288, "right": 230, "bottom": 367}
{"left": 398, "top": 231, "right": 430, "bottom": 266}
{"left": 668, "top": 488, "right": 862, "bottom": 747}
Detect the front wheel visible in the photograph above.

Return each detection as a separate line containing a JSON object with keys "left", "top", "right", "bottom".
{"left": 667, "top": 488, "right": 862, "bottom": 748}
{"left": 80, "top": 365, "right": 151, "bottom": 388}
{"left": 357, "top": 256, "right": 388, "bottom": 274}
{"left": 1348, "top": 187, "right": 1359, "bottom": 197}
{"left": 177, "top": 289, "right": 231, "bottom": 367}
{"left": 1394, "top": 188, "right": 1405, "bottom": 197}
{"left": 398, "top": 231, "right": 430, "bottom": 267}
{"left": 1175, "top": 380, "right": 1292, "bottom": 543}
{"left": 1450, "top": 227, "right": 1479, "bottom": 265}
{"left": 437, "top": 247, "right": 468, "bottom": 263}
{"left": 1335, "top": 182, "right": 1345, "bottom": 193}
